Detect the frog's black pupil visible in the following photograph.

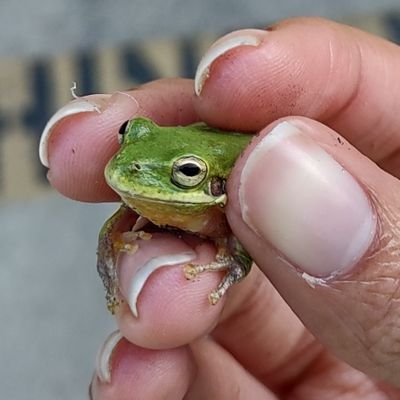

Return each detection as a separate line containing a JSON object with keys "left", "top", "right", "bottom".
{"left": 179, "top": 163, "right": 201, "bottom": 176}
{"left": 119, "top": 120, "right": 129, "bottom": 135}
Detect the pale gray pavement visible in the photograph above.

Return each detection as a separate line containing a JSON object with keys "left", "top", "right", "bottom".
{"left": 0, "top": 196, "right": 116, "bottom": 399}
{"left": 1, "top": 0, "right": 400, "bottom": 57}
{"left": 1, "top": 1, "right": 399, "bottom": 399}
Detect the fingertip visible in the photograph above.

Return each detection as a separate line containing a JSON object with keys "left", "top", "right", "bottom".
{"left": 193, "top": 16, "right": 400, "bottom": 160}
{"left": 45, "top": 79, "right": 199, "bottom": 202}
{"left": 47, "top": 92, "right": 138, "bottom": 202}
{"left": 227, "top": 116, "right": 400, "bottom": 385}
{"left": 227, "top": 116, "right": 378, "bottom": 279}
{"left": 194, "top": 29, "right": 267, "bottom": 97}
{"left": 92, "top": 332, "right": 194, "bottom": 400}
{"left": 115, "top": 233, "right": 225, "bottom": 349}
{"left": 39, "top": 94, "right": 111, "bottom": 167}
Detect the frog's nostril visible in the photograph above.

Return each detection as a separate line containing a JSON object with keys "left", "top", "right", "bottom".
{"left": 130, "top": 163, "right": 142, "bottom": 171}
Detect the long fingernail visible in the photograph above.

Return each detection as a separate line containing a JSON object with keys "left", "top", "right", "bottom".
{"left": 39, "top": 92, "right": 138, "bottom": 167}
{"left": 39, "top": 94, "right": 110, "bottom": 167}
{"left": 88, "top": 376, "right": 94, "bottom": 399}
{"left": 239, "top": 121, "right": 377, "bottom": 278}
{"left": 95, "top": 330, "right": 122, "bottom": 383}
{"left": 120, "top": 251, "right": 196, "bottom": 318}
{"left": 194, "top": 29, "right": 266, "bottom": 96}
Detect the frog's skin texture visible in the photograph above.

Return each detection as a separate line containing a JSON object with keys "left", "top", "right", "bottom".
{"left": 97, "top": 117, "right": 253, "bottom": 315}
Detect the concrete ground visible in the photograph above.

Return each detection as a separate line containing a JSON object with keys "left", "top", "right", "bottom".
{"left": 1, "top": 0, "right": 400, "bottom": 57}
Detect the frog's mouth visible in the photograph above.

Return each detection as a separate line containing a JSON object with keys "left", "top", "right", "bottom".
{"left": 114, "top": 190, "right": 228, "bottom": 236}
{"left": 115, "top": 190, "right": 227, "bottom": 207}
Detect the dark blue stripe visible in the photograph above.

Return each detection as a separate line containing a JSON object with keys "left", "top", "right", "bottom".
{"left": 76, "top": 52, "right": 98, "bottom": 95}
{"left": 0, "top": 110, "right": 7, "bottom": 136}
{"left": 179, "top": 38, "right": 199, "bottom": 78}
{"left": 384, "top": 12, "right": 400, "bottom": 43}
{"left": 0, "top": 111, "right": 8, "bottom": 194}
{"left": 121, "top": 45, "right": 159, "bottom": 83}
{"left": 22, "top": 60, "right": 54, "bottom": 180}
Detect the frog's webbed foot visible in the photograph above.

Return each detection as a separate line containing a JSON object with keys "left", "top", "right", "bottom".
{"left": 97, "top": 205, "right": 138, "bottom": 314}
{"left": 183, "top": 237, "right": 252, "bottom": 305}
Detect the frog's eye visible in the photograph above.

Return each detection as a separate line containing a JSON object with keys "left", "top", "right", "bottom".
{"left": 172, "top": 156, "right": 207, "bottom": 188}
{"left": 118, "top": 120, "right": 130, "bottom": 144}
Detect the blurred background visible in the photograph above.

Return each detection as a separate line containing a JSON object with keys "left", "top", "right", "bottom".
{"left": 1, "top": 1, "right": 400, "bottom": 399}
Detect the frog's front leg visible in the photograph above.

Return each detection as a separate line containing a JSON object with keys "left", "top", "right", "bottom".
{"left": 184, "top": 237, "right": 252, "bottom": 304}
{"left": 97, "top": 204, "right": 137, "bottom": 314}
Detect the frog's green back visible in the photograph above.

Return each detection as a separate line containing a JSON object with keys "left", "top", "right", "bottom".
{"left": 123, "top": 117, "right": 252, "bottom": 178}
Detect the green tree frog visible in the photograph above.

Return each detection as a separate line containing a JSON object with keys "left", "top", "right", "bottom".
{"left": 97, "top": 117, "right": 253, "bottom": 315}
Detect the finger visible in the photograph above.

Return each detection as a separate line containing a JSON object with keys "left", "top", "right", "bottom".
{"left": 90, "top": 330, "right": 194, "bottom": 400}
{"left": 106, "top": 213, "right": 327, "bottom": 391}
{"left": 113, "top": 225, "right": 327, "bottom": 391}
{"left": 186, "top": 338, "right": 277, "bottom": 399}
{"left": 193, "top": 18, "right": 400, "bottom": 177}
{"left": 114, "top": 232, "right": 226, "bottom": 349}
{"left": 210, "top": 268, "right": 320, "bottom": 390}
{"left": 41, "top": 78, "right": 198, "bottom": 202}
{"left": 227, "top": 116, "right": 400, "bottom": 386}
{"left": 189, "top": 340, "right": 392, "bottom": 399}
{"left": 284, "top": 352, "right": 397, "bottom": 399}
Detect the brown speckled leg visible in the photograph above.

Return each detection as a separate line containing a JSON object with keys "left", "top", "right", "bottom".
{"left": 184, "top": 236, "right": 252, "bottom": 304}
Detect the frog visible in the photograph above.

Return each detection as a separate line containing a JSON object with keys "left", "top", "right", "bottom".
{"left": 97, "top": 117, "right": 253, "bottom": 316}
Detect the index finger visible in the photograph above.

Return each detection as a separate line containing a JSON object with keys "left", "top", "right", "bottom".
{"left": 42, "top": 78, "right": 198, "bottom": 202}
{"left": 193, "top": 18, "right": 400, "bottom": 177}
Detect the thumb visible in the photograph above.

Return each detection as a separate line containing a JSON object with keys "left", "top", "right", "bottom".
{"left": 227, "top": 117, "right": 400, "bottom": 386}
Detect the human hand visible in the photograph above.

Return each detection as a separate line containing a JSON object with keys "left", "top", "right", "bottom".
{"left": 40, "top": 18, "right": 400, "bottom": 399}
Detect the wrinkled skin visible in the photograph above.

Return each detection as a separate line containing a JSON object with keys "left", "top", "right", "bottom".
{"left": 44, "top": 17, "right": 400, "bottom": 400}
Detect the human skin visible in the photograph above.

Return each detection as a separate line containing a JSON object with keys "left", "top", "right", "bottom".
{"left": 41, "top": 18, "right": 400, "bottom": 399}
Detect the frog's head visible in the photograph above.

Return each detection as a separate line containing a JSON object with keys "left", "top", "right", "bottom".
{"left": 105, "top": 118, "right": 233, "bottom": 227}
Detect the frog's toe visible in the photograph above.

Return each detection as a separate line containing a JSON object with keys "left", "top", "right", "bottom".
{"left": 106, "top": 296, "right": 122, "bottom": 315}
{"left": 208, "top": 268, "right": 239, "bottom": 305}
{"left": 208, "top": 290, "right": 222, "bottom": 305}
{"left": 183, "top": 257, "right": 247, "bottom": 304}
{"left": 183, "top": 259, "right": 229, "bottom": 280}
{"left": 183, "top": 264, "right": 199, "bottom": 280}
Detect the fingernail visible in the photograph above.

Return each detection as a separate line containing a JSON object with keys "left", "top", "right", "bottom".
{"left": 194, "top": 29, "right": 266, "bottom": 96}
{"left": 120, "top": 251, "right": 196, "bottom": 318}
{"left": 39, "top": 94, "right": 110, "bottom": 167}
{"left": 95, "top": 330, "right": 123, "bottom": 384}
{"left": 239, "top": 121, "right": 377, "bottom": 278}
{"left": 39, "top": 92, "right": 138, "bottom": 167}
{"left": 88, "top": 377, "right": 94, "bottom": 399}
